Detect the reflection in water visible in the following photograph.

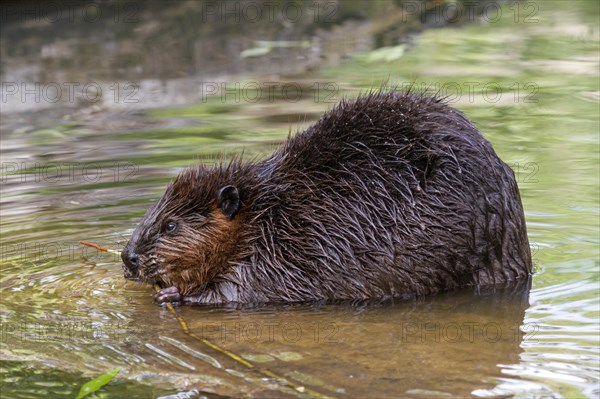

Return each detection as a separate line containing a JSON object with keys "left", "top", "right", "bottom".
{"left": 174, "top": 285, "right": 533, "bottom": 398}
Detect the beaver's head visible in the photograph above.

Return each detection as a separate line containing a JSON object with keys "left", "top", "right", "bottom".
{"left": 121, "top": 165, "right": 248, "bottom": 295}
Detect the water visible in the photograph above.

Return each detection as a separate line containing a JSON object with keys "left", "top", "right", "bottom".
{"left": 1, "top": 1, "right": 598, "bottom": 398}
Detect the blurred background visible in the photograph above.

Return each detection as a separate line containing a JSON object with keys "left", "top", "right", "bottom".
{"left": 1, "top": 1, "right": 598, "bottom": 398}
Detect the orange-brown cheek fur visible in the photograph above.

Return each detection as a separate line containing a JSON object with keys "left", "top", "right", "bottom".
{"left": 159, "top": 208, "right": 242, "bottom": 296}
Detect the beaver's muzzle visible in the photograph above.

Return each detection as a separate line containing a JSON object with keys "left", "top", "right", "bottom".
{"left": 121, "top": 242, "right": 140, "bottom": 280}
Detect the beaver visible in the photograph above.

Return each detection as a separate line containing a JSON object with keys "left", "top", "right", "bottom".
{"left": 121, "top": 91, "right": 532, "bottom": 305}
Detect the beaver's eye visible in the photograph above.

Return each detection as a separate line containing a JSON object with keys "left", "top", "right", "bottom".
{"left": 165, "top": 221, "right": 177, "bottom": 234}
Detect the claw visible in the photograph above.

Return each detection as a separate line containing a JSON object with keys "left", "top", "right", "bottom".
{"left": 154, "top": 286, "right": 181, "bottom": 304}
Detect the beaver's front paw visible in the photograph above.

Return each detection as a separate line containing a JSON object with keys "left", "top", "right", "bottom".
{"left": 154, "top": 286, "right": 181, "bottom": 305}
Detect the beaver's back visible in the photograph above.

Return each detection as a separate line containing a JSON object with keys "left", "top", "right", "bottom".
{"left": 239, "top": 92, "right": 531, "bottom": 302}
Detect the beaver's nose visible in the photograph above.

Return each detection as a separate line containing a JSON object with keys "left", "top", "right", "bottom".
{"left": 121, "top": 244, "right": 139, "bottom": 273}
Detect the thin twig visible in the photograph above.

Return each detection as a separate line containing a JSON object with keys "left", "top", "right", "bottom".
{"left": 80, "top": 241, "right": 121, "bottom": 255}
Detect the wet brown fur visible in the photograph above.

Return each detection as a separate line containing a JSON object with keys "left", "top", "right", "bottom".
{"left": 122, "top": 91, "right": 532, "bottom": 304}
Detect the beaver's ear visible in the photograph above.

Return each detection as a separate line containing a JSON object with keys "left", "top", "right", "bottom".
{"left": 217, "top": 185, "right": 239, "bottom": 220}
